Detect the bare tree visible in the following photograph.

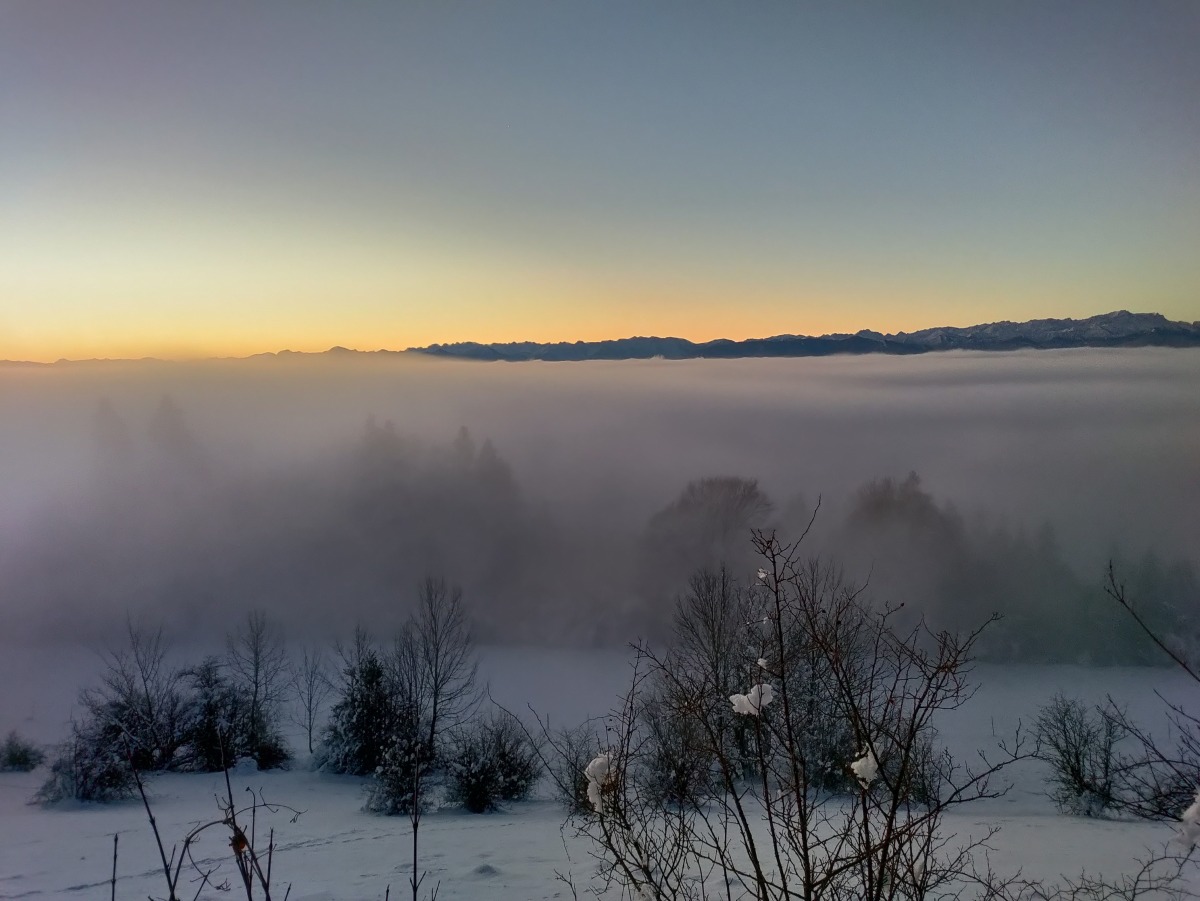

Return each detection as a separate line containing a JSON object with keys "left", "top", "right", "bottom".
{"left": 226, "top": 611, "right": 290, "bottom": 766}
{"left": 39, "top": 620, "right": 186, "bottom": 801}
{"left": 377, "top": 580, "right": 478, "bottom": 901}
{"left": 412, "top": 576, "right": 479, "bottom": 755}
{"left": 673, "top": 566, "right": 750, "bottom": 697}
{"left": 289, "top": 645, "right": 332, "bottom": 755}
{"left": 1094, "top": 565, "right": 1200, "bottom": 821}
{"left": 84, "top": 619, "right": 188, "bottom": 770}
{"left": 669, "top": 565, "right": 759, "bottom": 780}
{"left": 641, "top": 477, "right": 775, "bottom": 611}
{"left": 579, "top": 544, "right": 1200, "bottom": 901}
{"left": 582, "top": 527, "right": 1029, "bottom": 901}
{"left": 1007, "top": 564, "right": 1200, "bottom": 898}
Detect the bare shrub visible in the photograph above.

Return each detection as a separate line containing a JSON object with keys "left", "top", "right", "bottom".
{"left": 128, "top": 755, "right": 303, "bottom": 901}
{"left": 1105, "top": 697, "right": 1200, "bottom": 821}
{"left": 997, "top": 562, "right": 1200, "bottom": 896}
{"left": 82, "top": 621, "right": 189, "bottom": 771}
{"left": 547, "top": 720, "right": 605, "bottom": 815}
{"left": 579, "top": 525, "right": 1028, "bottom": 901}
{"left": 38, "top": 622, "right": 188, "bottom": 803}
{"left": 499, "top": 708, "right": 603, "bottom": 816}
{"left": 1034, "top": 693, "right": 1124, "bottom": 816}
{"left": 1095, "top": 566, "right": 1200, "bottom": 821}
{"left": 668, "top": 566, "right": 760, "bottom": 782}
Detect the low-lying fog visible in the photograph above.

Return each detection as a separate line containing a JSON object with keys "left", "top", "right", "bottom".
{"left": 2, "top": 348, "right": 1197, "bottom": 659}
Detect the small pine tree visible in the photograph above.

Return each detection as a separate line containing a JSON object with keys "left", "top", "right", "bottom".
{"left": 0, "top": 731, "right": 45, "bottom": 772}
{"left": 364, "top": 702, "right": 431, "bottom": 815}
{"left": 319, "top": 647, "right": 396, "bottom": 776}
{"left": 181, "top": 657, "right": 245, "bottom": 772}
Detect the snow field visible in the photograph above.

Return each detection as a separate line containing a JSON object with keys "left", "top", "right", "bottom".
{"left": 1, "top": 647, "right": 1196, "bottom": 899}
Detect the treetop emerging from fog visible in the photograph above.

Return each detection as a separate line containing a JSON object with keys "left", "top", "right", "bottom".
{"left": 0, "top": 350, "right": 1195, "bottom": 654}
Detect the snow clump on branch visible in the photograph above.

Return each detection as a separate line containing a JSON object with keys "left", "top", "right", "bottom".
{"left": 850, "top": 746, "right": 879, "bottom": 788}
{"left": 730, "top": 683, "right": 775, "bottom": 716}
{"left": 585, "top": 752, "right": 614, "bottom": 813}
{"left": 1175, "top": 790, "right": 1200, "bottom": 849}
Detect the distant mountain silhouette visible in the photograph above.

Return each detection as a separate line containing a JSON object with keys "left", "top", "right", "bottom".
{"left": 4, "top": 311, "right": 1198, "bottom": 367}
{"left": 411, "top": 311, "right": 1200, "bottom": 361}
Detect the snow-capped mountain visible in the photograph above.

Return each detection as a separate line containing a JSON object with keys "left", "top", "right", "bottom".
{"left": 412, "top": 311, "right": 1200, "bottom": 361}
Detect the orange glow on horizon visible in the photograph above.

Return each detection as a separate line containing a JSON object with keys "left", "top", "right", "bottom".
{"left": 2, "top": 297, "right": 1146, "bottom": 365}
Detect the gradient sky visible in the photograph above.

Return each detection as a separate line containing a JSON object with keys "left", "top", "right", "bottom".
{"left": 2, "top": 1, "right": 1198, "bottom": 361}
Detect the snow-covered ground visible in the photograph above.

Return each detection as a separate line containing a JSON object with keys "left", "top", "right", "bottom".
{"left": 1, "top": 646, "right": 1197, "bottom": 899}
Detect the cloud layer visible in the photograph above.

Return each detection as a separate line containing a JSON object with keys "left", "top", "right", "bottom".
{"left": 1, "top": 349, "right": 1196, "bottom": 650}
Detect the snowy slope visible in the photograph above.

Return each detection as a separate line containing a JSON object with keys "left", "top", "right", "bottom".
{"left": 1, "top": 648, "right": 1196, "bottom": 899}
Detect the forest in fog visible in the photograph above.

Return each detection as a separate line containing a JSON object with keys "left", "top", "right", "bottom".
{"left": 1, "top": 349, "right": 1197, "bottom": 658}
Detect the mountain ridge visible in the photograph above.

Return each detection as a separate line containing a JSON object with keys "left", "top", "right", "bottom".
{"left": 3, "top": 311, "right": 1198, "bottom": 366}
{"left": 411, "top": 310, "right": 1200, "bottom": 362}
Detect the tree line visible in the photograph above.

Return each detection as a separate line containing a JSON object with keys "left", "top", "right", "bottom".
{"left": 4, "top": 399, "right": 1196, "bottom": 661}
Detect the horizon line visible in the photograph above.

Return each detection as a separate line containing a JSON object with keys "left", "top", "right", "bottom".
{"left": 3, "top": 308, "right": 1192, "bottom": 366}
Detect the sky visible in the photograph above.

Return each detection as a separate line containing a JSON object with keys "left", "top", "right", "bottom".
{"left": 1, "top": 1, "right": 1198, "bottom": 362}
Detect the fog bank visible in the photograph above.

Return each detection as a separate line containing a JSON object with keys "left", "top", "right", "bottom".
{"left": 1, "top": 348, "right": 1196, "bottom": 652}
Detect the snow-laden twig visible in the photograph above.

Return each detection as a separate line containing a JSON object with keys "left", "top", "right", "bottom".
{"left": 729, "top": 683, "right": 774, "bottom": 717}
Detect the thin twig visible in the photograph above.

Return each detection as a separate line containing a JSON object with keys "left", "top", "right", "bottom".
{"left": 129, "top": 756, "right": 180, "bottom": 901}
{"left": 1106, "top": 562, "right": 1200, "bottom": 685}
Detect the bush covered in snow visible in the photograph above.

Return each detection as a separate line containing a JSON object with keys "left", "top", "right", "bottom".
{"left": 180, "top": 656, "right": 290, "bottom": 772}
{"left": 37, "top": 721, "right": 137, "bottom": 803}
{"left": 33, "top": 616, "right": 295, "bottom": 805}
{"left": 445, "top": 713, "right": 541, "bottom": 813}
{"left": 363, "top": 705, "right": 431, "bottom": 815}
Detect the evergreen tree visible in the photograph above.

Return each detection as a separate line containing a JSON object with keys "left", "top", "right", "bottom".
{"left": 320, "top": 645, "right": 395, "bottom": 776}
